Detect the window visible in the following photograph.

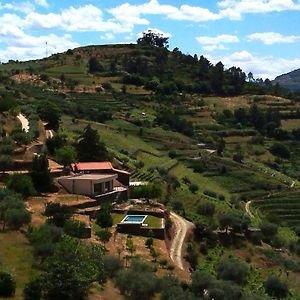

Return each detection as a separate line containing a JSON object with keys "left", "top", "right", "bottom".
{"left": 94, "top": 183, "right": 103, "bottom": 194}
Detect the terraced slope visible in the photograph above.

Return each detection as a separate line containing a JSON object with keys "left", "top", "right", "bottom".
{"left": 252, "top": 191, "right": 300, "bottom": 226}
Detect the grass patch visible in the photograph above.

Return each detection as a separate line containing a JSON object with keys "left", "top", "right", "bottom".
{"left": 0, "top": 231, "right": 35, "bottom": 300}
{"left": 144, "top": 215, "right": 162, "bottom": 228}
{"left": 112, "top": 213, "right": 126, "bottom": 225}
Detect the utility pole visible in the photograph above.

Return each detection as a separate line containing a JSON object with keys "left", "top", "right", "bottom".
{"left": 45, "top": 41, "right": 48, "bottom": 58}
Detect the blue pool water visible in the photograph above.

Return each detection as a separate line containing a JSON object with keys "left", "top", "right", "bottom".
{"left": 122, "top": 215, "right": 147, "bottom": 223}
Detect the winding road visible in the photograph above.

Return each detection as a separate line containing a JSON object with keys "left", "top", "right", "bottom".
{"left": 169, "top": 212, "right": 194, "bottom": 270}
{"left": 17, "top": 113, "right": 29, "bottom": 133}
{"left": 245, "top": 201, "right": 254, "bottom": 219}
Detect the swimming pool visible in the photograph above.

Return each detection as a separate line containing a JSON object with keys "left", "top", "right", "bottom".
{"left": 121, "top": 215, "right": 147, "bottom": 223}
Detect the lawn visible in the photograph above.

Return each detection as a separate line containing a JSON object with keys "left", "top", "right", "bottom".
{"left": 0, "top": 231, "right": 35, "bottom": 300}
{"left": 112, "top": 213, "right": 126, "bottom": 225}
{"left": 144, "top": 215, "right": 162, "bottom": 228}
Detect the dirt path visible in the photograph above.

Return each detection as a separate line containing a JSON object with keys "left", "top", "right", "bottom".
{"left": 245, "top": 200, "right": 254, "bottom": 219}
{"left": 291, "top": 181, "right": 296, "bottom": 188}
{"left": 46, "top": 129, "right": 53, "bottom": 139}
{"left": 17, "top": 113, "right": 29, "bottom": 133}
{"left": 169, "top": 212, "right": 194, "bottom": 270}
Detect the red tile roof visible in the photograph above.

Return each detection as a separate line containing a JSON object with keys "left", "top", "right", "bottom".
{"left": 72, "top": 162, "right": 113, "bottom": 171}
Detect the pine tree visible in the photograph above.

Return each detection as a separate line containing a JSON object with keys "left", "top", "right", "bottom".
{"left": 76, "top": 125, "right": 110, "bottom": 162}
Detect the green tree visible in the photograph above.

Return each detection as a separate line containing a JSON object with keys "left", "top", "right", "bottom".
{"left": 23, "top": 278, "right": 42, "bottom": 300}
{"left": 189, "top": 183, "right": 199, "bottom": 194}
{"left": 44, "top": 202, "right": 73, "bottom": 227}
{"left": 0, "top": 155, "right": 13, "bottom": 172}
{"left": 103, "top": 255, "right": 122, "bottom": 279}
{"left": 161, "top": 275, "right": 196, "bottom": 300}
{"left": 37, "top": 101, "right": 61, "bottom": 131}
{"left": 11, "top": 128, "right": 30, "bottom": 145}
{"left": 96, "top": 229, "right": 112, "bottom": 247}
{"left": 0, "top": 271, "right": 16, "bottom": 297}
{"left": 264, "top": 275, "right": 289, "bottom": 299}
{"left": 208, "top": 280, "right": 242, "bottom": 300}
{"left": 115, "top": 259, "right": 158, "bottom": 300}
{"left": 76, "top": 124, "right": 110, "bottom": 162}
{"left": 216, "top": 257, "right": 249, "bottom": 285}
{"left": 88, "top": 57, "right": 105, "bottom": 73}
{"left": 64, "top": 219, "right": 87, "bottom": 239}
{"left": 259, "top": 222, "right": 278, "bottom": 241}
{"left": 137, "top": 30, "right": 169, "bottom": 48}
{"left": 95, "top": 205, "right": 113, "bottom": 228}
{"left": 126, "top": 235, "right": 136, "bottom": 257}
{"left": 270, "top": 143, "right": 290, "bottom": 159}
{"left": 170, "top": 199, "right": 184, "bottom": 212}
{"left": 28, "top": 224, "right": 62, "bottom": 260}
{"left": 191, "top": 270, "right": 214, "bottom": 297}
{"left": 42, "top": 236, "right": 105, "bottom": 300}
{"left": 6, "top": 173, "right": 36, "bottom": 198}
{"left": 0, "top": 94, "right": 16, "bottom": 112}
{"left": 55, "top": 145, "right": 77, "bottom": 168}
{"left": 46, "top": 134, "right": 66, "bottom": 155}
{"left": 211, "top": 61, "right": 224, "bottom": 95}
{"left": 218, "top": 211, "right": 250, "bottom": 234}
{"left": 0, "top": 190, "right": 30, "bottom": 231}
{"left": 145, "top": 237, "right": 154, "bottom": 248}
{"left": 5, "top": 208, "right": 31, "bottom": 230}
{"left": 30, "top": 154, "right": 52, "bottom": 192}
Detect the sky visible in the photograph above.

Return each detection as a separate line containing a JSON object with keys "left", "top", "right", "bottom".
{"left": 0, "top": 0, "right": 300, "bottom": 79}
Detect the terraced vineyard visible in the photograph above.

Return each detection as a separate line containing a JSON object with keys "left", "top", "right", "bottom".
{"left": 130, "top": 169, "right": 159, "bottom": 182}
{"left": 252, "top": 191, "right": 300, "bottom": 226}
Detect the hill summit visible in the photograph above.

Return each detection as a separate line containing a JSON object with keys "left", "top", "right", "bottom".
{"left": 274, "top": 68, "right": 300, "bottom": 91}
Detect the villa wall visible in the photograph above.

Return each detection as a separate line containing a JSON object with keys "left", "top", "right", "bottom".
{"left": 117, "top": 223, "right": 165, "bottom": 239}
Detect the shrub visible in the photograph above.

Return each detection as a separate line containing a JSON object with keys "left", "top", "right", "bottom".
{"left": 23, "top": 278, "right": 42, "bottom": 300}
{"left": 264, "top": 275, "right": 289, "bottom": 299}
{"left": 6, "top": 173, "right": 36, "bottom": 198}
{"left": 95, "top": 206, "right": 113, "bottom": 228}
{"left": 218, "top": 194, "right": 225, "bottom": 201}
{"left": 259, "top": 222, "right": 278, "bottom": 240}
{"left": 130, "top": 184, "right": 162, "bottom": 199}
{"left": 103, "top": 256, "right": 122, "bottom": 279}
{"left": 145, "top": 237, "right": 154, "bottom": 248}
{"left": 204, "top": 189, "right": 217, "bottom": 198}
{"left": 102, "top": 82, "right": 113, "bottom": 90}
{"left": 208, "top": 280, "right": 242, "bottom": 300}
{"left": 168, "top": 150, "right": 177, "bottom": 159}
{"left": 44, "top": 202, "right": 73, "bottom": 227}
{"left": 115, "top": 259, "right": 158, "bottom": 300}
{"left": 189, "top": 183, "right": 199, "bottom": 193}
{"left": 0, "top": 272, "right": 16, "bottom": 297}
{"left": 96, "top": 229, "right": 112, "bottom": 246}
{"left": 197, "top": 202, "right": 215, "bottom": 216}
{"left": 64, "top": 219, "right": 87, "bottom": 239}
{"left": 170, "top": 199, "right": 183, "bottom": 211}
{"left": 216, "top": 257, "right": 249, "bottom": 285}
{"left": 270, "top": 143, "right": 290, "bottom": 159}
{"left": 191, "top": 270, "right": 214, "bottom": 297}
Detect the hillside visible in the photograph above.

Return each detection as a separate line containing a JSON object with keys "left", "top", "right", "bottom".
{"left": 2, "top": 39, "right": 300, "bottom": 299}
{"left": 274, "top": 68, "right": 300, "bottom": 91}
{"left": 0, "top": 43, "right": 287, "bottom": 97}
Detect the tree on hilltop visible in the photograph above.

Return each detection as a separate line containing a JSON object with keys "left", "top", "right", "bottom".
{"left": 137, "top": 30, "right": 169, "bottom": 48}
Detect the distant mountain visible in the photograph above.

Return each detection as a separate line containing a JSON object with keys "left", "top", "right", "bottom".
{"left": 273, "top": 68, "right": 300, "bottom": 91}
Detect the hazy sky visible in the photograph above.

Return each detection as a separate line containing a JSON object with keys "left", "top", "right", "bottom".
{"left": 0, "top": 0, "right": 300, "bottom": 79}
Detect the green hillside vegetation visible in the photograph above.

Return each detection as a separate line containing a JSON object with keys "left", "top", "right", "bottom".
{"left": 2, "top": 32, "right": 300, "bottom": 298}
